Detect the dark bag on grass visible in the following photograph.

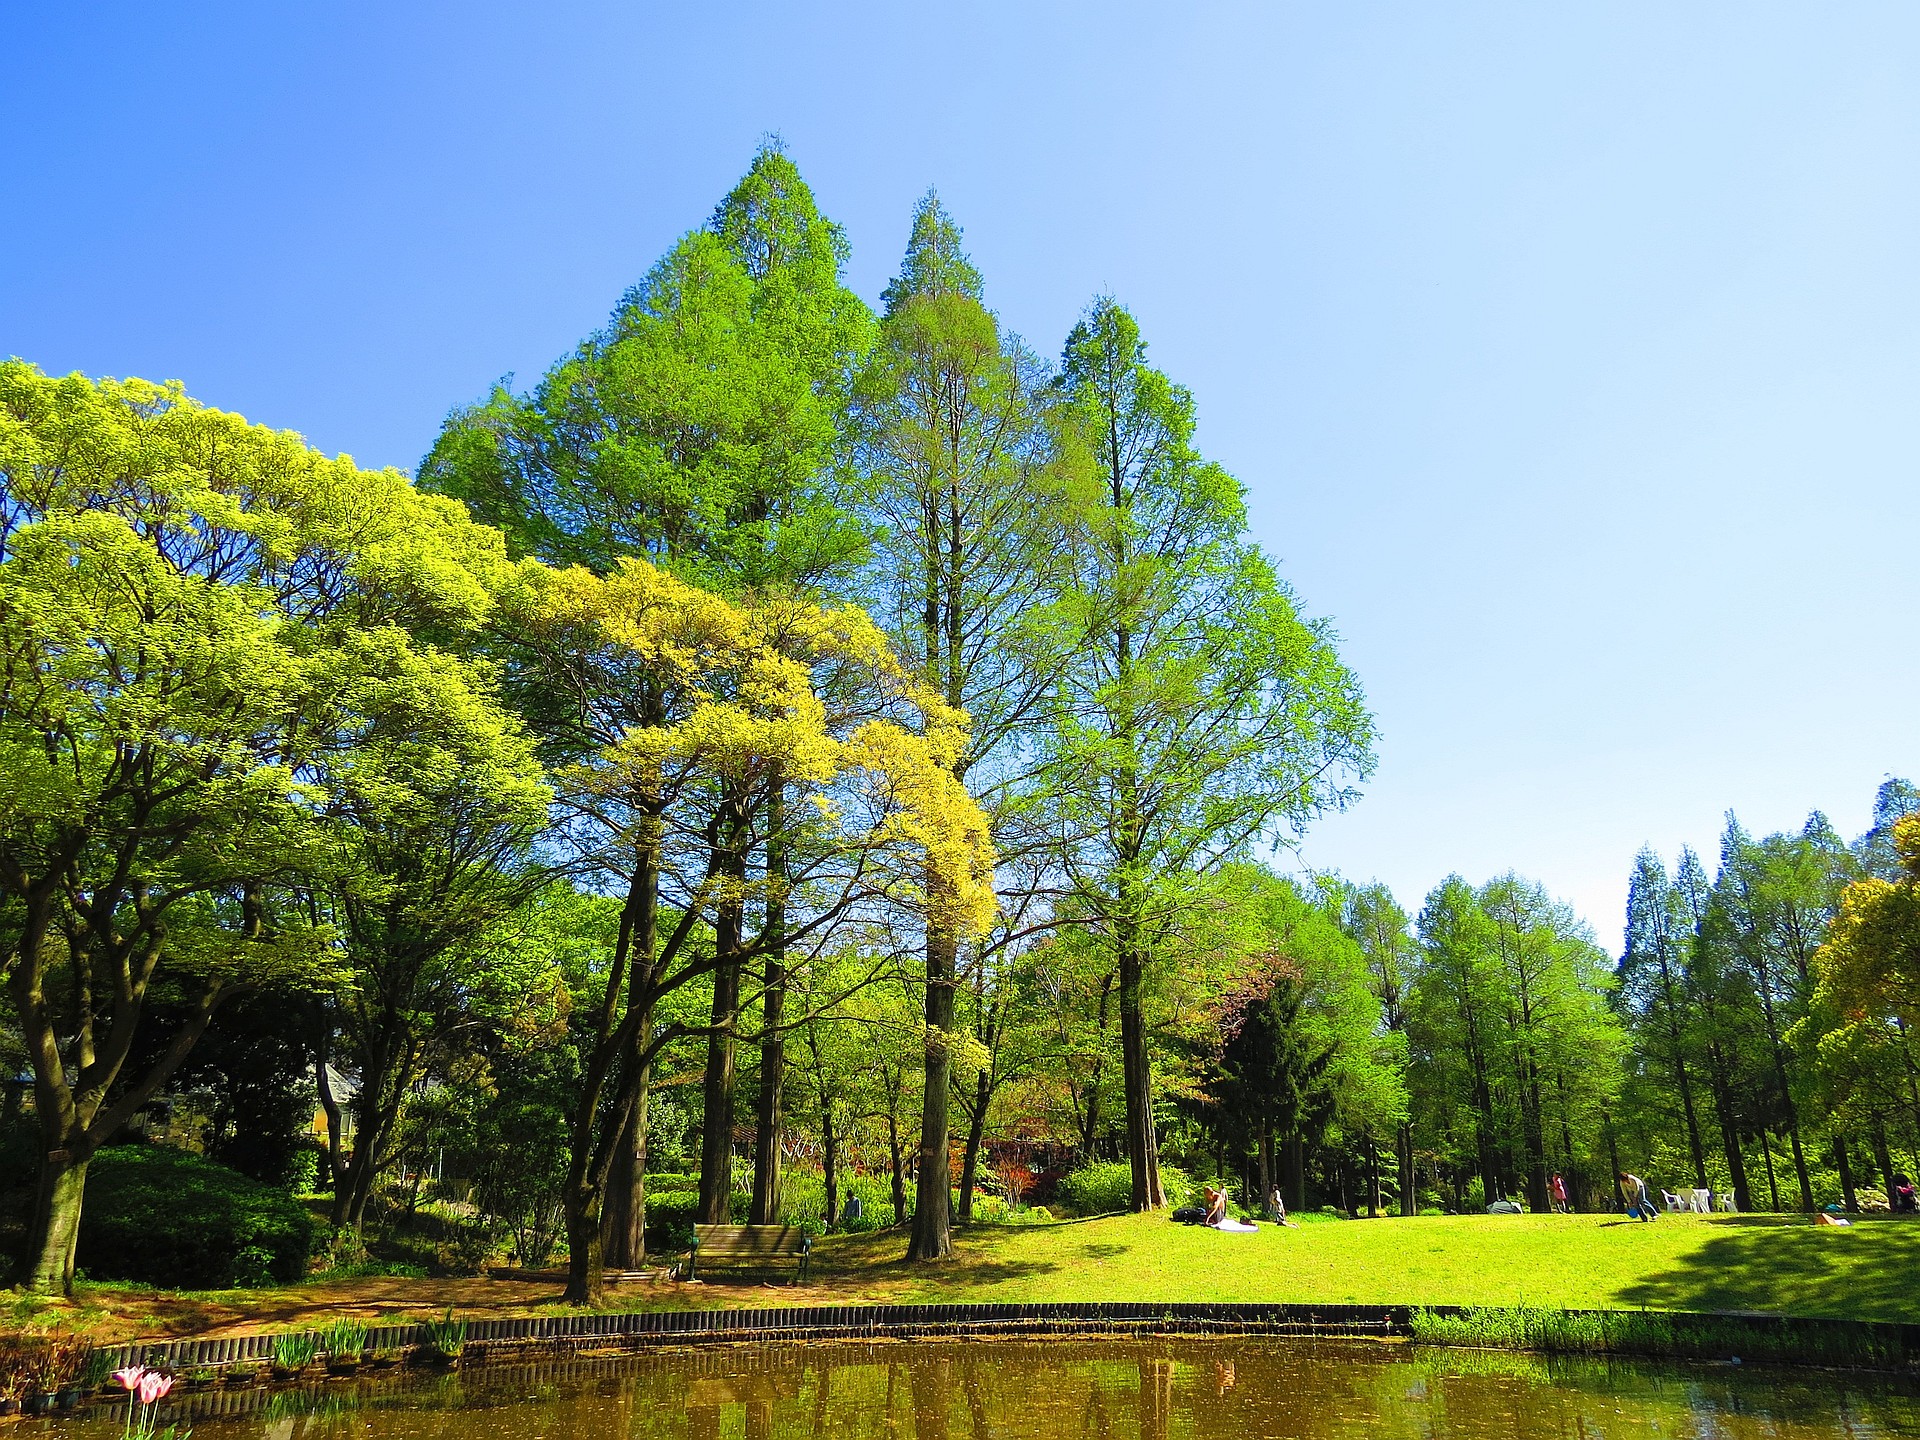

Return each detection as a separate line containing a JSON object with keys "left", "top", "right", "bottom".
{"left": 1170, "top": 1205, "right": 1205, "bottom": 1225}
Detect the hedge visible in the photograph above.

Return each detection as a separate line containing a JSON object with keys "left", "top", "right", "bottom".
{"left": 78, "top": 1144, "right": 317, "bottom": 1288}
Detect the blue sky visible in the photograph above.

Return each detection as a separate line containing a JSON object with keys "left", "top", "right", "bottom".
{"left": 7, "top": 2, "right": 1916, "bottom": 945}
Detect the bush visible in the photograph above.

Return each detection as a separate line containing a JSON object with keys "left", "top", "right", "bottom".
{"left": 1055, "top": 1162, "right": 1199, "bottom": 1216}
{"left": 79, "top": 1144, "right": 317, "bottom": 1287}
{"left": 431, "top": 1217, "right": 500, "bottom": 1276}
{"left": 776, "top": 1171, "right": 901, "bottom": 1233}
{"left": 1054, "top": 1161, "right": 1133, "bottom": 1216}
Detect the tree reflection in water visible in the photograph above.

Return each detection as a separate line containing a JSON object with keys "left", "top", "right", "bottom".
{"left": 17, "top": 1338, "right": 1920, "bottom": 1440}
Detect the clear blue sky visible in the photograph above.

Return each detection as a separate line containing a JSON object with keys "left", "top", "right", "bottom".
{"left": 8, "top": 2, "right": 1916, "bottom": 947}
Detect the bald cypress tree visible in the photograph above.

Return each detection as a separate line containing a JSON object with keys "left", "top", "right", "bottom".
{"left": 856, "top": 191, "right": 1065, "bottom": 1259}
{"left": 1047, "top": 299, "right": 1374, "bottom": 1211}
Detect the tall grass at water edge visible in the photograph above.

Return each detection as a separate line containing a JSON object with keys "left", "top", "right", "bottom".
{"left": 1409, "top": 1306, "right": 1908, "bottom": 1369}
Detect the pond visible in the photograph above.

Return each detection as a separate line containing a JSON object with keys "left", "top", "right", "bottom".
{"left": 23, "top": 1338, "right": 1920, "bottom": 1440}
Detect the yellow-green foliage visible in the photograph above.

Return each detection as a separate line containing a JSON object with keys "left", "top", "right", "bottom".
{"left": 1812, "top": 816, "right": 1920, "bottom": 1030}
{"left": 512, "top": 553, "right": 996, "bottom": 936}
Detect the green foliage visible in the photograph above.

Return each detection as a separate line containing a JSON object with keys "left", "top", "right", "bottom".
{"left": 422, "top": 1309, "right": 467, "bottom": 1357}
{"left": 78, "top": 1146, "right": 316, "bottom": 1288}
{"left": 1055, "top": 1162, "right": 1138, "bottom": 1216}
{"left": 270, "top": 1332, "right": 319, "bottom": 1371}
{"left": 316, "top": 1317, "right": 368, "bottom": 1362}
{"left": 645, "top": 1187, "right": 752, "bottom": 1250}
{"left": 772, "top": 1172, "right": 902, "bottom": 1234}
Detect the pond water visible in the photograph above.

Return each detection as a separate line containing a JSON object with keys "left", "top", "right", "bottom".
{"left": 25, "top": 1338, "right": 1920, "bottom": 1440}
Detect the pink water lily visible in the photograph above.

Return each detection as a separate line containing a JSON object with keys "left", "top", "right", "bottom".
{"left": 135, "top": 1373, "right": 172, "bottom": 1406}
{"left": 113, "top": 1367, "right": 148, "bottom": 1391}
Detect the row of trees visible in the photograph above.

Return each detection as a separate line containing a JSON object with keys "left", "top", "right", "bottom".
{"left": 6, "top": 146, "right": 1915, "bottom": 1305}
{"left": 0, "top": 146, "right": 1371, "bottom": 1297}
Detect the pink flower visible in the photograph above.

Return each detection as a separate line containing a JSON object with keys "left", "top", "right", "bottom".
{"left": 113, "top": 1367, "right": 148, "bottom": 1391}
{"left": 136, "top": 1373, "right": 173, "bottom": 1406}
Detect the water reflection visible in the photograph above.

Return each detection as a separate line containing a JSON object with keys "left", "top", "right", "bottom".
{"left": 22, "top": 1339, "right": 1920, "bottom": 1440}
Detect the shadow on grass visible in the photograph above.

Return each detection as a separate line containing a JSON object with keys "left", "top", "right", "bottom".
{"left": 1610, "top": 1216, "right": 1920, "bottom": 1321}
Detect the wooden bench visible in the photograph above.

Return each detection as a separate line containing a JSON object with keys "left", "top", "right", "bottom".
{"left": 685, "top": 1223, "right": 812, "bottom": 1284}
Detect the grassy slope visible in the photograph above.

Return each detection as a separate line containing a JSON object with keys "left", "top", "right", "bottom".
{"left": 811, "top": 1211, "right": 1920, "bottom": 1322}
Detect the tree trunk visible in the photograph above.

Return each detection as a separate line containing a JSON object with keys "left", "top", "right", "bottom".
{"left": 697, "top": 926, "right": 742, "bottom": 1226}
{"left": 1871, "top": 1118, "right": 1898, "bottom": 1197}
{"left": 1283, "top": 1136, "right": 1305, "bottom": 1213}
{"left": 1784, "top": 1115, "right": 1813, "bottom": 1212}
{"left": 748, "top": 964, "right": 785, "bottom": 1225}
{"left": 1602, "top": 1111, "right": 1623, "bottom": 1212}
{"left": 563, "top": 1191, "right": 606, "bottom": 1306}
{"left": 1710, "top": 1057, "right": 1751, "bottom": 1211}
{"left": 698, "top": 800, "right": 748, "bottom": 1227}
{"left": 750, "top": 815, "right": 787, "bottom": 1226}
{"left": 907, "top": 919, "right": 957, "bottom": 1259}
{"left": 601, "top": 1073, "right": 649, "bottom": 1268}
{"left": 1398, "top": 1121, "right": 1417, "bottom": 1217}
{"left": 1116, "top": 934, "right": 1164, "bottom": 1211}
{"left": 1835, "top": 1133, "right": 1857, "bottom": 1212}
{"left": 887, "top": 1107, "right": 908, "bottom": 1225}
{"left": 957, "top": 1071, "right": 989, "bottom": 1224}
{"left": 1364, "top": 1135, "right": 1381, "bottom": 1217}
{"left": 1760, "top": 1131, "right": 1781, "bottom": 1212}
{"left": 821, "top": 1103, "right": 840, "bottom": 1229}
{"left": 20, "top": 1149, "right": 90, "bottom": 1295}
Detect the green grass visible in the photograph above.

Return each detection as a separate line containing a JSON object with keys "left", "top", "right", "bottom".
{"left": 806, "top": 1210, "right": 1920, "bottom": 1322}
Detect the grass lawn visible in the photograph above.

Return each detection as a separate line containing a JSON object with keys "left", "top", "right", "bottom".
{"left": 811, "top": 1210, "right": 1920, "bottom": 1322}
{"left": 16, "top": 1210, "right": 1918, "bottom": 1342}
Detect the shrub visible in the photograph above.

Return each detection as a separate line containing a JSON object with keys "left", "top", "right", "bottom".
{"left": 1056, "top": 1162, "right": 1197, "bottom": 1216}
{"left": 1055, "top": 1162, "right": 1134, "bottom": 1216}
{"left": 431, "top": 1217, "right": 500, "bottom": 1276}
{"left": 644, "top": 1188, "right": 701, "bottom": 1252}
{"left": 774, "top": 1171, "right": 901, "bottom": 1233}
{"left": 79, "top": 1144, "right": 316, "bottom": 1288}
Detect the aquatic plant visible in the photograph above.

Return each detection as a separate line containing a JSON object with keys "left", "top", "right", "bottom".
{"left": 422, "top": 1310, "right": 467, "bottom": 1360}
{"left": 1407, "top": 1306, "right": 1906, "bottom": 1368}
{"left": 270, "top": 1332, "right": 320, "bottom": 1373}
{"left": 318, "top": 1318, "right": 369, "bottom": 1367}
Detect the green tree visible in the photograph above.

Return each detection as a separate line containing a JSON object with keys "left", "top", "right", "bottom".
{"left": 854, "top": 191, "right": 1067, "bottom": 1258}
{"left": 308, "top": 639, "right": 552, "bottom": 1230}
{"left": 0, "top": 362, "right": 506, "bottom": 1293}
{"left": 1046, "top": 299, "right": 1374, "bottom": 1210}
{"left": 1336, "top": 880, "right": 1421, "bottom": 1213}
{"left": 428, "top": 146, "right": 877, "bottom": 1242}
{"left": 1620, "top": 849, "right": 1710, "bottom": 1186}
{"left": 1705, "top": 813, "right": 1851, "bottom": 1209}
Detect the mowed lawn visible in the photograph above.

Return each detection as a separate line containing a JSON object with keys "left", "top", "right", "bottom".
{"left": 30, "top": 1209, "right": 1920, "bottom": 1341}
{"left": 810, "top": 1210, "right": 1920, "bottom": 1322}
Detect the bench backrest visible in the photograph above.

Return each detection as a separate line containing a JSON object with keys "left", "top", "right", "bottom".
{"left": 693, "top": 1223, "right": 808, "bottom": 1256}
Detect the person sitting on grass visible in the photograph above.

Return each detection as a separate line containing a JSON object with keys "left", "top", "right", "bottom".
{"left": 1201, "top": 1185, "right": 1259, "bottom": 1232}
{"left": 1817, "top": 1205, "right": 1853, "bottom": 1227}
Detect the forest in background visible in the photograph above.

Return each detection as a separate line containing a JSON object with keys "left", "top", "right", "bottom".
{"left": 5, "top": 145, "right": 1919, "bottom": 1303}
